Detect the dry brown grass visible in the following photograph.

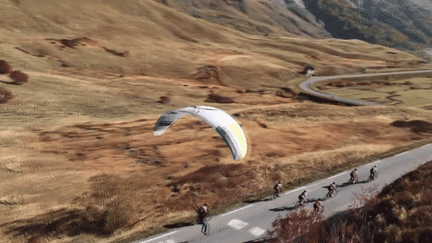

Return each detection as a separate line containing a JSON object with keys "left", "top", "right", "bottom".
{"left": 1, "top": 103, "right": 432, "bottom": 242}
{"left": 0, "top": 1, "right": 431, "bottom": 242}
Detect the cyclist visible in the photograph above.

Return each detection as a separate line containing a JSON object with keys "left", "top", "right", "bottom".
{"left": 328, "top": 182, "right": 336, "bottom": 198}
{"left": 273, "top": 181, "right": 282, "bottom": 198}
{"left": 194, "top": 203, "right": 210, "bottom": 235}
{"left": 299, "top": 190, "right": 308, "bottom": 204}
{"left": 313, "top": 200, "right": 324, "bottom": 214}
{"left": 370, "top": 165, "right": 378, "bottom": 181}
{"left": 349, "top": 168, "right": 358, "bottom": 184}
{"left": 295, "top": 190, "right": 308, "bottom": 208}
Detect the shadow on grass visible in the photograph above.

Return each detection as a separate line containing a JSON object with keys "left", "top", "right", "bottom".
{"left": 1, "top": 207, "right": 110, "bottom": 240}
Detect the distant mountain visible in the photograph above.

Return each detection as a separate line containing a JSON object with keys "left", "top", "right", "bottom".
{"left": 302, "top": 0, "right": 432, "bottom": 51}
{"left": 158, "top": 0, "right": 432, "bottom": 55}
{"left": 155, "top": 0, "right": 331, "bottom": 38}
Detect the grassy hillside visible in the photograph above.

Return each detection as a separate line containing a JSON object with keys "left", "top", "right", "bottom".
{"left": 1, "top": 1, "right": 432, "bottom": 242}
{"left": 0, "top": 0, "right": 425, "bottom": 88}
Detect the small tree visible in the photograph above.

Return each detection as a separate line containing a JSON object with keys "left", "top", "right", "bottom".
{"left": 0, "top": 87, "right": 13, "bottom": 103}
{"left": 0, "top": 60, "right": 12, "bottom": 74}
{"left": 9, "top": 70, "right": 29, "bottom": 85}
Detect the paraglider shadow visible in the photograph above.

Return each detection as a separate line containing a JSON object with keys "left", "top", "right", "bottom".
{"left": 269, "top": 205, "right": 296, "bottom": 212}
{"left": 358, "top": 179, "right": 370, "bottom": 184}
{"left": 243, "top": 198, "right": 273, "bottom": 204}
{"left": 312, "top": 198, "right": 326, "bottom": 202}
{"left": 337, "top": 182, "right": 355, "bottom": 188}
{"left": 164, "top": 221, "right": 195, "bottom": 229}
{"left": 338, "top": 179, "right": 369, "bottom": 188}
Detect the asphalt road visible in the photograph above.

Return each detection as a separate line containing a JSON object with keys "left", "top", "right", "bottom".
{"left": 138, "top": 145, "right": 432, "bottom": 243}
{"left": 138, "top": 70, "right": 432, "bottom": 243}
{"left": 298, "top": 70, "right": 432, "bottom": 106}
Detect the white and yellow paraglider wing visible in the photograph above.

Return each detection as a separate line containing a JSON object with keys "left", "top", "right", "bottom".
{"left": 153, "top": 110, "right": 189, "bottom": 136}
{"left": 153, "top": 106, "right": 247, "bottom": 160}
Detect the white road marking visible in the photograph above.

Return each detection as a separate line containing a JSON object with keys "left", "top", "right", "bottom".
{"left": 327, "top": 171, "right": 347, "bottom": 180}
{"left": 249, "top": 227, "right": 266, "bottom": 236}
{"left": 220, "top": 205, "right": 253, "bottom": 217}
{"left": 283, "top": 186, "right": 305, "bottom": 195}
{"left": 228, "top": 219, "right": 249, "bottom": 230}
{"left": 139, "top": 231, "right": 178, "bottom": 243}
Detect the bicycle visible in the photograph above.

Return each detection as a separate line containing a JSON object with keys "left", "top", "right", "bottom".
{"left": 192, "top": 204, "right": 212, "bottom": 224}
{"left": 348, "top": 175, "right": 358, "bottom": 184}
{"left": 193, "top": 213, "right": 212, "bottom": 224}
{"left": 325, "top": 189, "right": 337, "bottom": 199}
{"left": 368, "top": 171, "right": 379, "bottom": 182}
{"left": 294, "top": 199, "right": 307, "bottom": 209}
{"left": 272, "top": 189, "right": 283, "bottom": 200}
{"left": 313, "top": 204, "right": 324, "bottom": 215}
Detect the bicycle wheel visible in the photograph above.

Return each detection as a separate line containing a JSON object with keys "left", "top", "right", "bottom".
{"left": 332, "top": 189, "right": 338, "bottom": 197}
{"left": 294, "top": 200, "right": 305, "bottom": 209}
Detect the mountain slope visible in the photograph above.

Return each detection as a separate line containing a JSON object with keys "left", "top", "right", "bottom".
{"left": 303, "top": 0, "right": 432, "bottom": 51}
{"left": 0, "top": 0, "right": 423, "bottom": 92}
{"left": 156, "top": 0, "right": 330, "bottom": 38}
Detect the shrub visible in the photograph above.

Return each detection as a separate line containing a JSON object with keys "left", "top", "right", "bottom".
{"left": 0, "top": 60, "right": 12, "bottom": 74}
{"left": 158, "top": 95, "right": 171, "bottom": 104}
{"left": 205, "top": 93, "right": 235, "bottom": 103}
{"left": 0, "top": 87, "right": 13, "bottom": 103}
{"left": 9, "top": 70, "right": 29, "bottom": 85}
{"left": 268, "top": 208, "right": 325, "bottom": 242}
{"left": 104, "top": 199, "right": 133, "bottom": 235}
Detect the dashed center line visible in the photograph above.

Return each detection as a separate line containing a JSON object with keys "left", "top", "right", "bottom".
{"left": 139, "top": 231, "right": 177, "bottom": 243}
{"left": 249, "top": 227, "right": 266, "bottom": 236}
{"left": 327, "top": 171, "right": 347, "bottom": 180}
{"left": 228, "top": 219, "right": 248, "bottom": 230}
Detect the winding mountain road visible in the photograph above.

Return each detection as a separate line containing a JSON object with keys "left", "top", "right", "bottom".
{"left": 137, "top": 70, "right": 432, "bottom": 243}
{"left": 298, "top": 69, "right": 432, "bottom": 106}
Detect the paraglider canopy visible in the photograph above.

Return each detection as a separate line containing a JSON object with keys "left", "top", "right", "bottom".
{"left": 154, "top": 106, "right": 247, "bottom": 160}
